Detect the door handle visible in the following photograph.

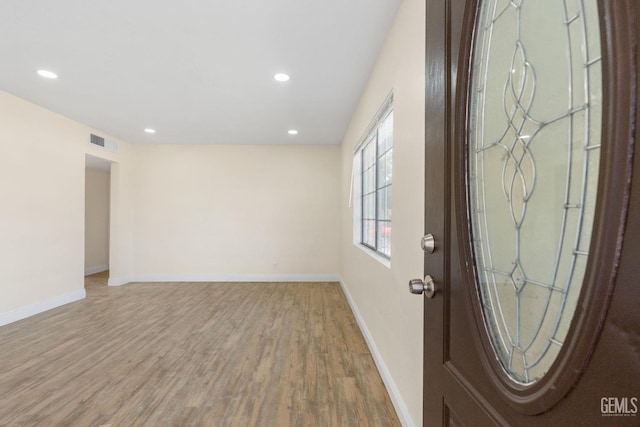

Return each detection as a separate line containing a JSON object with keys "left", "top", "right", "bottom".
{"left": 409, "top": 275, "right": 436, "bottom": 298}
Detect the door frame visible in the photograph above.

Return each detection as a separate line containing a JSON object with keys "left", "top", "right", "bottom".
{"left": 84, "top": 154, "right": 113, "bottom": 280}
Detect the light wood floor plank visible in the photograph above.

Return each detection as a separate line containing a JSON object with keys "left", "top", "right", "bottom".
{"left": 0, "top": 272, "right": 400, "bottom": 426}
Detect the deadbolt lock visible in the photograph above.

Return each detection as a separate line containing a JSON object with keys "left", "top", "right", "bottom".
{"left": 421, "top": 234, "right": 435, "bottom": 253}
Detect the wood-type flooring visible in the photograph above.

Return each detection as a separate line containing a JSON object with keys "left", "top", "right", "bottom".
{"left": 0, "top": 273, "right": 400, "bottom": 426}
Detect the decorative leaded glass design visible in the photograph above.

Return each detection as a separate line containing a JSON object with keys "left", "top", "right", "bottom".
{"left": 467, "top": 0, "right": 602, "bottom": 384}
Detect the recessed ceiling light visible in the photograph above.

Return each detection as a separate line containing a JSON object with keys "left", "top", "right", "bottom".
{"left": 37, "top": 69, "right": 58, "bottom": 79}
{"left": 288, "top": 130, "right": 298, "bottom": 135}
{"left": 144, "top": 128, "right": 156, "bottom": 134}
{"left": 274, "top": 73, "right": 290, "bottom": 82}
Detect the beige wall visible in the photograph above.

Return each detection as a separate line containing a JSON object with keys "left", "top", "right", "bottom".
{"left": 128, "top": 144, "right": 341, "bottom": 280}
{"left": 0, "top": 90, "right": 134, "bottom": 321}
{"left": 339, "top": 0, "right": 425, "bottom": 425}
{"left": 0, "top": 88, "right": 340, "bottom": 308}
{"left": 84, "top": 167, "right": 110, "bottom": 274}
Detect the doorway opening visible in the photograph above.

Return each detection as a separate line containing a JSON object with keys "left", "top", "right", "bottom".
{"left": 84, "top": 154, "right": 112, "bottom": 290}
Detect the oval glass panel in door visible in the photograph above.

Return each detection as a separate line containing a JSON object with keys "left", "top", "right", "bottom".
{"left": 467, "top": 0, "right": 602, "bottom": 385}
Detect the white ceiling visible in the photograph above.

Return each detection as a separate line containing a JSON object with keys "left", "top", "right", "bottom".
{"left": 0, "top": 0, "right": 401, "bottom": 146}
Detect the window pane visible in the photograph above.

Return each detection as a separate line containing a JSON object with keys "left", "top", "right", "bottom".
{"left": 363, "top": 167, "right": 375, "bottom": 194}
{"left": 377, "top": 186, "right": 392, "bottom": 221}
{"left": 385, "top": 149, "right": 392, "bottom": 184}
{"left": 377, "top": 111, "right": 394, "bottom": 154}
{"left": 377, "top": 221, "right": 391, "bottom": 257}
{"left": 363, "top": 194, "right": 375, "bottom": 220}
{"left": 377, "top": 150, "right": 392, "bottom": 187}
{"left": 376, "top": 155, "right": 386, "bottom": 189}
{"left": 363, "top": 138, "right": 376, "bottom": 168}
{"left": 363, "top": 220, "right": 376, "bottom": 247}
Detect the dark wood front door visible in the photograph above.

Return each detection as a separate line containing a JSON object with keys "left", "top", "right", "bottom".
{"left": 423, "top": 0, "right": 639, "bottom": 425}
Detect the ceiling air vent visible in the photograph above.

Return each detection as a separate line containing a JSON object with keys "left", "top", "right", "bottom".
{"left": 89, "top": 133, "right": 118, "bottom": 152}
{"left": 90, "top": 133, "right": 105, "bottom": 147}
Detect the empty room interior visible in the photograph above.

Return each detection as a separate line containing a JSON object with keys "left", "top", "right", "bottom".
{"left": 0, "top": 0, "right": 424, "bottom": 425}
{"left": 3, "top": 0, "right": 639, "bottom": 426}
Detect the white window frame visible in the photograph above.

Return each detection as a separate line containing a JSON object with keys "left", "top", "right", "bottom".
{"left": 352, "top": 94, "right": 393, "bottom": 264}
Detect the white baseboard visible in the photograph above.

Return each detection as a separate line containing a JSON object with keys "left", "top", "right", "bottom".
{"left": 0, "top": 289, "right": 86, "bottom": 327}
{"left": 84, "top": 264, "right": 109, "bottom": 276}
{"left": 338, "top": 278, "right": 415, "bottom": 427}
{"left": 108, "top": 276, "right": 132, "bottom": 286}
{"left": 108, "top": 274, "right": 341, "bottom": 286}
